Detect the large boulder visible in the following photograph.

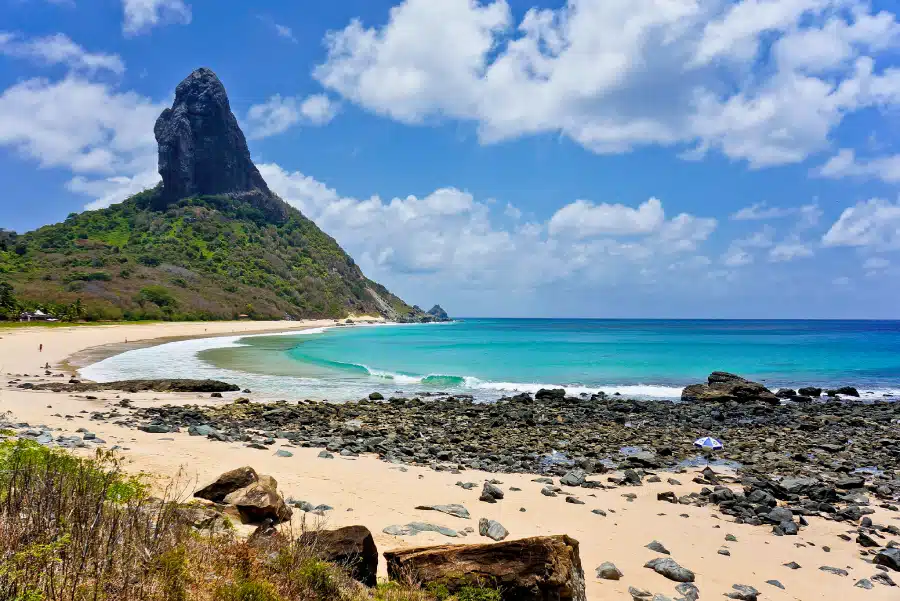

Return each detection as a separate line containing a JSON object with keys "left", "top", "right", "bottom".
{"left": 194, "top": 466, "right": 258, "bottom": 503}
{"left": 681, "top": 372, "right": 779, "bottom": 405}
{"left": 153, "top": 68, "right": 289, "bottom": 222}
{"left": 224, "top": 475, "right": 292, "bottom": 524}
{"left": 384, "top": 535, "right": 586, "bottom": 601}
{"left": 298, "top": 526, "right": 378, "bottom": 586}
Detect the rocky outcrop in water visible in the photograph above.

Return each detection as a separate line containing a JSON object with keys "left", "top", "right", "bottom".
{"left": 30, "top": 379, "right": 240, "bottom": 393}
{"left": 682, "top": 372, "right": 780, "bottom": 404}
{"left": 153, "top": 68, "right": 289, "bottom": 222}
{"left": 427, "top": 305, "right": 450, "bottom": 321}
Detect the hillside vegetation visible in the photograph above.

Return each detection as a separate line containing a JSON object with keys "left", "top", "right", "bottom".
{"left": 0, "top": 189, "right": 421, "bottom": 322}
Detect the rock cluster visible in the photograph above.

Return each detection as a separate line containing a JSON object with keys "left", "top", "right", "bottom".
{"left": 115, "top": 375, "right": 899, "bottom": 491}
{"left": 193, "top": 466, "right": 292, "bottom": 524}
{"left": 30, "top": 379, "right": 240, "bottom": 394}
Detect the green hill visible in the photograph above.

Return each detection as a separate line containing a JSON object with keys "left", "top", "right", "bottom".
{"left": 0, "top": 189, "right": 423, "bottom": 322}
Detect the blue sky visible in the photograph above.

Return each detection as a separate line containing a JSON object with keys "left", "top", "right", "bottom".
{"left": 2, "top": 0, "right": 900, "bottom": 318}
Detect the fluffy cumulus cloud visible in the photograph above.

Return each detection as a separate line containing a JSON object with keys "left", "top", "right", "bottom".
{"left": 0, "top": 32, "right": 125, "bottom": 75}
{"left": 0, "top": 76, "right": 162, "bottom": 176}
{"left": 258, "top": 163, "right": 719, "bottom": 292}
{"left": 823, "top": 198, "right": 900, "bottom": 249}
{"left": 814, "top": 148, "right": 900, "bottom": 183}
{"left": 122, "top": 0, "right": 192, "bottom": 36}
{"left": 245, "top": 94, "right": 338, "bottom": 138}
{"left": 313, "top": 0, "right": 900, "bottom": 167}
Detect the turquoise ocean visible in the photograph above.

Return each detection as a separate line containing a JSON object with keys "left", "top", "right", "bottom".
{"left": 81, "top": 319, "right": 900, "bottom": 402}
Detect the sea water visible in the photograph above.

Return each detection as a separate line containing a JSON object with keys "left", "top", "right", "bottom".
{"left": 81, "top": 319, "right": 900, "bottom": 402}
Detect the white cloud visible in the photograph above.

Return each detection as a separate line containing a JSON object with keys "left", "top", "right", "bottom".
{"left": 0, "top": 75, "right": 164, "bottom": 210}
{"left": 257, "top": 14, "right": 298, "bottom": 43}
{"left": 0, "top": 76, "right": 162, "bottom": 175}
{"left": 548, "top": 197, "right": 665, "bottom": 239}
{"left": 246, "top": 94, "right": 338, "bottom": 138}
{"left": 0, "top": 32, "right": 125, "bottom": 75}
{"left": 299, "top": 94, "right": 338, "bottom": 125}
{"left": 259, "top": 162, "right": 718, "bottom": 291}
{"left": 863, "top": 256, "right": 890, "bottom": 271}
{"left": 769, "top": 241, "right": 814, "bottom": 262}
{"left": 274, "top": 24, "right": 297, "bottom": 43}
{"left": 823, "top": 198, "right": 900, "bottom": 249}
{"left": 731, "top": 202, "right": 822, "bottom": 229}
{"left": 314, "top": 0, "right": 900, "bottom": 167}
{"left": 731, "top": 202, "right": 797, "bottom": 221}
{"left": 122, "top": 0, "right": 192, "bottom": 36}
{"left": 720, "top": 225, "right": 775, "bottom": 266}
{"left": 814, "top": 148, "right": 900, "bottom": 183}
{"left": 69, "top": 164, "right": 160, "bottom": 211}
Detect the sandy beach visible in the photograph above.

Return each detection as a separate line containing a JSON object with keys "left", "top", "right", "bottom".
{"left": 1, "top": 322, "right": 897, "bottom": 600}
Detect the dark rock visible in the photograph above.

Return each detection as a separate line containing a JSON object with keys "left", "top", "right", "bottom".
{"left": 871, "top": 572, "right": 896, "bottom": 586}
{"left": 478, "top": 518, "right": 509, "bottom": 541}
{"left": 383, "top": 523, "right": 459, "bottom": 538}
{"left": 658, "top": 491, "right": 678, "bottom": 504}
{"left": 681, "top": 372, "right": 779, "bottom": 404}
{"left": 33, "top": 379, "right": 239, "bottom": 394}
{"left": 766, "top": 580, "right": 785, "bottom": 590}
{"left": 855, "top": 579, "right": 873, "bottom": 590}
{"left": 857, "top": 532, "right": 880, "bottom": 547}
{"left": 480, "top": 482, "right": 504, "bottom": 503}
{"left": 298, "top": 525, "right": 378, "bottom": 586}
{"left": 194, "top": 466, "right": 258, "bottom": 503}
{"left": 596, "top": 562, "right": 623, "bottom": 580}
{"left": 798, "top": 387, "right": 822, "bottom": 397}
{"left": 225, "top": 475, "right": 292, "bottom": 524}
{"left": 535, "top": 388, "right": 566, "bottom": 401}
{"left": 154, "top": 68, "right": 288, "bottom": 221}
{"left": 384, "top": 535, "right": 586, "bottom": 601}
{"left": 368, "top": 392, "right": 384, "bottom": 401}
{"left": 646, "top": 540, "right": 670, "bottom": 555}
{"left": 561, "top": 469, "right": 587, "bottom": 487}
{"left": 874, "top": 548, "right": 900, "bottom": 572}
{"left": 675, "top": 583, "right": 699, "bottom": 601}
{"left": 644, "top": 557, "right": 695, "bottom": 582}
{"left": 826, "top": 386, "right": 860, "bottom": 397}
{"left": 725, "top": 584, "right": 759, "bottom": 600}
{"left": 415, "top": 504, "right": 470, "bottom": 519}
{"left": 819, "top": 566, "right": 849, "bottom": 576}
{"left": 783, "top": 561, "right": 801, "bottom": 569}
{"left": 426, "top": 305, "right": 451, "bottom": 321}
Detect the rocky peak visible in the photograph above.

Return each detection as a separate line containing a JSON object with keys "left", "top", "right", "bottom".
{"left": 427, "top": 305, "right": 450, "bottom": 321}
{"left": 153, "top": 68, "right": 288, "bottom": 221}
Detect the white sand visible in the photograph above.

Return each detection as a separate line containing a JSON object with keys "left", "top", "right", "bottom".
{"left": 0, "top": 322, "right": 896, "bottom": 600}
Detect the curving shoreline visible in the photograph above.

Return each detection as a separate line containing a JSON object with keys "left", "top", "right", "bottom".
{"left": 1, "top": 322, "right": 898, "bottom": 600}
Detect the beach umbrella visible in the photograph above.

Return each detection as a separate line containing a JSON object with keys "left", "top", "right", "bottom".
{"left": 693, "top": 436, "right": 723, "bottom": 451}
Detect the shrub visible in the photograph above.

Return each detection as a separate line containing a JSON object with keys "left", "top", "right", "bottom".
{"left": 138, "top": 285, "right": 177, "bottom": 308}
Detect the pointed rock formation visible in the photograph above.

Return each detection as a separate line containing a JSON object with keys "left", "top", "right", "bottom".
{"left": 153, "top": 67, "right": 288, "bottom": 221}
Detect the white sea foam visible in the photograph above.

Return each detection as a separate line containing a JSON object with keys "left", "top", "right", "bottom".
{"left": 467, "top": 380, "right": 684, "bottom": 398}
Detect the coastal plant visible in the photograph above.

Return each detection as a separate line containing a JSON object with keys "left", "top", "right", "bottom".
{"left": 0, "top": 440, "right": 487, "bottom": 601}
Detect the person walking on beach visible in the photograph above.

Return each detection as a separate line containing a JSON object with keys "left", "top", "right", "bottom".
{"left": 39, "top": 343, "right": 42, "bottom": 352}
